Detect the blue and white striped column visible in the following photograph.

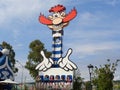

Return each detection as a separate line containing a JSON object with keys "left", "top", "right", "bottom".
{"left": 52, "top": 30, "right": 63, "bottom": 67}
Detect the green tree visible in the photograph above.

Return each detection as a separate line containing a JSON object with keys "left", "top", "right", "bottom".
{"left": 113, "top": 80, "right": 120, "bottom": 90}
{"left": 73, "top": 77, "right": 83, "bottom": 90}
{"left": 73, "top": 69, "right": 84, "bottom": 90}
{"left": 0, "top": 41, "right": 18, "bottom": 73}
{"left": 92, "top": 59, "right": 120, "bottom": 90}
{"left": 85, "top": 81, "right": 91, "bottom": 90}
{"left": 25, "top": 40, "right": 51, "bottom": 80}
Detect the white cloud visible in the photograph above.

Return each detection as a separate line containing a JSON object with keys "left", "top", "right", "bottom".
{"left": 114, "top": 74, "right": 120, "bottom": 80}
{"left": 80, "top": 12, "right": 99, "bottom": 21}
{"left": 0, "top": 0, "right": 61, "bottom": 26}
{"left": 78, "top": 0, "right": 120, "bottom": 5}
{"left": 106, "top": 0, "right": 120, "bottom": 6}
{"left": 0, "top": 0, "right": 35, "bottom": 25}
{"left": 115, "top": 64, "right": 120, "bottom": 80}
{"left": 65, "top": 41, "right": 120, "bottom": 58}
{"left": 66, "top": 29, "right": 114, "bottom": 40}
{"left": 77, "top": 11, "right": 108, "bottom": 27}
{"left": 15, "top": 61, "right": 34, "bottom": 82}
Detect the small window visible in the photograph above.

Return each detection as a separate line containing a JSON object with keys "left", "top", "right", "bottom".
{"left": 55, "top": 75, "right": 60, "bottom": 80}
{"left": 50, "top": 75, "right": 54, "bottom": 81}
{"left": 67, "top": 75, "right": 72, "bottom": 82}
{"left": 61, "top": 75, "right": 66, "bottom": 81}
{"left": 44, "top": 75, "right": 49, "bottom": 81}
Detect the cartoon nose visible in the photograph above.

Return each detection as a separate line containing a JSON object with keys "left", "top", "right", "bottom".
{"left": 53, "top": 18, "right": 62, "bottom": 25}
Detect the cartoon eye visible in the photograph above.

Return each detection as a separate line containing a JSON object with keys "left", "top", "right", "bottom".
{"left": 53, "top": 13, "right": 60, "bottom": 18}
{"left": 61, "top": 12, "right": 65, "bottom": 17}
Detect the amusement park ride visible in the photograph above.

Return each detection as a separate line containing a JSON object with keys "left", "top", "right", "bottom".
{"left": 0, "top": 47, "right": 14, "bottom": 81}
{"left": 35, "top": 4, "right": 78, "bottom": 89}
{"left": 0, "top": 47, "right": 15, "bottom": 90}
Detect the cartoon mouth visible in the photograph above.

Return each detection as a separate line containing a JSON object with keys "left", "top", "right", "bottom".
{"left": 54, "top": 22, "right": 62, "bottom": 26}
{"left": 53, "top": 22, "right": 63, "bottom": 28}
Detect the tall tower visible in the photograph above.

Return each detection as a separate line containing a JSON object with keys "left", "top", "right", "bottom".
{"left": 36, "top": 4, "right": 78, "bottom": 90}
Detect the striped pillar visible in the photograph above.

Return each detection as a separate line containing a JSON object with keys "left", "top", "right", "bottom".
{"left": 52, "top": 30, "right": 63, "bottom": 67}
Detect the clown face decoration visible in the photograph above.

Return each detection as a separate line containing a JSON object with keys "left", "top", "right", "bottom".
{"left": 39, "top": 4, "right": 77, "bottom": 37}
{"left": 36, "top": 4, "right": 77, "bottom": 72}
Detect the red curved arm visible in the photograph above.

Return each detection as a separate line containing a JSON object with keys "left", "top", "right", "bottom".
{"left": 39, "top": 13, "right": 52, "bottom": 25}
{"left": 63, "top": 8, "right": 77, "bottom": 23}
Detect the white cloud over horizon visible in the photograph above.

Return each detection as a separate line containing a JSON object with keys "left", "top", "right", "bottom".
{"left": 0, "top": 0, "right": 63, "bottom": 26}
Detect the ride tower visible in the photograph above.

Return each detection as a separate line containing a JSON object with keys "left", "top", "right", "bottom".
{"left": 0, "top": 47, "right": 15, "bottom": 90}
{"left": 36, "top": 4, "right": 77, "bottom": 90}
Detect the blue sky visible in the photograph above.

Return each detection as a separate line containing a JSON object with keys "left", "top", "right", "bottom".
{"left": 0, "top": 0, "right": 120, "bottom": 82}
